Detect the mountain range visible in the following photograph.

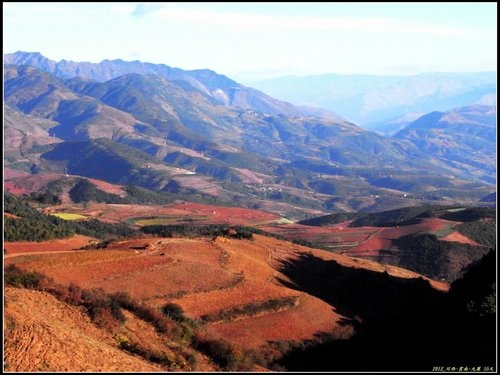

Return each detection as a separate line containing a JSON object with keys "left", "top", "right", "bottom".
{"left": 4, "top": 51, "right": 341, "bottom": 120}
{"left": 3, "top": 52, "right": 496, "bottom": 216}
{"left": 246, "top": 72, "right": 496, "bottom": 130}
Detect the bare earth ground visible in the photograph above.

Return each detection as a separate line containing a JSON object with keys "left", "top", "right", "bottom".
{"left": 4, "top": 235, "right": 97, "bottom": 255}
{"left": 440, "top": 231, "right": 481, "bottom": 246}
{"left": 4, "top": 287, "right": 163, "bottom": 372}
{"left": 3, "top": 167, "right": 31, "bottom": 179}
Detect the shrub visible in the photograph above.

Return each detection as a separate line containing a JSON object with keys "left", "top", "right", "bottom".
{"left": 81, "top": 288, "right": 126, "bottom": 327}
{"left": 140, "top": 224, "right": 254, "bottom": 240}
{"left": 4, "top": 264, "right": 46, "bottom": 289}
{"left": 161, "top": 303, "right": 186, "bottom": 322}
{"left": 193, "top": 336, "right": 236, "bottom": 368}
{"left": 201, "top": 297, "right": 298, "bottom": 323}
{"left": 117, "top": 337, "right": 175, "bottom": 368}
{"left": 111, "top": 294, "right": 172, "bottom": 333}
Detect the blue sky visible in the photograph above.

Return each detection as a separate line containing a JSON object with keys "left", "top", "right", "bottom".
{"left": 3, "top": 2, "right": 497, "bottom": 81}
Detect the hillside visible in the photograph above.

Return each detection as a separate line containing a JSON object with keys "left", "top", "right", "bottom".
{"left": 4, "top": 287, "right": 166, "bottom": 372}
{"left": 5, "top": 231, "right": 449, "bottom": 372}
{"left": 394, "top": 105, "right": 496, "bottom": 184}
{"left": 276, "top": 249, "right": 496, "bottom": 371}
{"left": 6, "top": 226, "right": 496, "bottom": 371}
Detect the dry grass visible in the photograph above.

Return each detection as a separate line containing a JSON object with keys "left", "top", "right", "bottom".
{"left": 4, "top": 287, "right": 163, "bottom": 372}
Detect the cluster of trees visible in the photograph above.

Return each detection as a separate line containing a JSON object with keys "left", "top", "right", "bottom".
{"left": 69, "top": 178, "right": 178, "bottom": 205}
{"left": 4, "top": 264, "right": 46, "bottom": 289}
{"left": 69, "top": 179, "right": 124, "bottom": 204}
{"left": 191, "top": 335, "right": 272, "bottom": 371}
{"left": 299, "top": 212, "right": 361, "bottom": 227}
{"left": 394, "top": 233, "right": 492, "bottom": 282}
{"left": 4, "top": 193, "right": 138, "bottom": 241}
{"left": 349, "top": 205, "right": 453, "bottom": 227}
{"left": 456, "top": 220, "right": 496, "bottom": 247}
{"left": 301, "top": 205, "right": 496, "bottom": 229}
{"left": 5, "top": 192, "right": 46, "bottom": 217}
{"left": 4, "top": 194, "right": 76, "bottom": 241}
{"left": 4, "top": 216, "right": 75, "bottom": 242}
{"left": 72, "top": 219, "right": 138, "bottom": 240}
{"left": 440, "top": 207, "right": 496, "bottom": 222}
{"left": 140, "top": 224, "right": 254, "bottom": 239}
{"left": 299, "top": 205, "right": 456, "bottom": 228}
{"left": 29, "top": 191, "right": 62, "bottom": 205}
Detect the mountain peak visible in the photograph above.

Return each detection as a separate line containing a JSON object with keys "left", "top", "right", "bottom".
{"left": 6, "top": 51, "right": 51, "bottom": 64}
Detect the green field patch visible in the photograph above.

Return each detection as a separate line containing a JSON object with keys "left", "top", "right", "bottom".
{"left": 431, "top": 223, "right": 455, "bottom": 238}
{"left": 276, "top": 218, "right": 294, "bottom": 224}
{"left": 445, "top": 207, "right": 466, "bottom": 213}
{"left": 325, "top": 242, "right": 360, "bottom": 248}
{"left": 51, "top": 213, "right": 87, "bottom": 220}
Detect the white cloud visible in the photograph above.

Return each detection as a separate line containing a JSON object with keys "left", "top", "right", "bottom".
{"left": 131, "top": 3, "right": 165, "bottom": 17}
{"left": 150, "top": 6, "right": 472, "bottom": 36}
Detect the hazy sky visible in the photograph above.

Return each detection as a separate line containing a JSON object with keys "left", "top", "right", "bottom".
{"left": 3, "top": 2, "right": 497, "bottom": 81}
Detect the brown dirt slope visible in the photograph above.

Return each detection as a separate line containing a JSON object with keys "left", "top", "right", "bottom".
{"left": 4, "top": 287, "right": 163, "bottom": 372}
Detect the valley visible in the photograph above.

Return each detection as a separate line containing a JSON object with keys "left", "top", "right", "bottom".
{"left": 3, "top": 50, "right": 496, "bottom": 372}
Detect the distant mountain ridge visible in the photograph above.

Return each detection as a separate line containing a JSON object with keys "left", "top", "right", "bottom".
{"left": 247, "top": 72, "right": 496, "bottom": 128}
{"left": 394, "top": 105, "right": 496, "bottom": 184}
{"left": 4, "top": 51, "right": 343, "bottom": 121}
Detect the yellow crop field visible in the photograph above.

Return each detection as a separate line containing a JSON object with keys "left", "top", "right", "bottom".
{"left": 51, "top": 213, "right": 87, "bottom": 220}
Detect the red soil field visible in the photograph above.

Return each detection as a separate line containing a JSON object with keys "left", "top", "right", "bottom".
{"left": 3, "top": 167, "right": 30, "bottom": 179}
{"left": 347, "top": 218, "right": 458, "bottom": 257}
{"left": 5, "top": 242, "right": 239, "bottom": 300}
{"left": 4, "top": 181, "right": 30, "bottom": 196}
{"left": 440, "top": 231, "right": 481, "bottom": 246}
{"left": 4, "top": 235, "right": 98, "bottom": 255}
{"left": 263, "top": 217, "right": 476, "bottom": 262}
{"left": 205, "top": 293, "right": 348, "bottom": 349}
{"left": 168, "top": 202, "right": 281, "bottom": 225}
{"left": 166, "top": 279, "right": 300, "bottom": 318}
{"left": 5, "top": 231, "right": 449, "bottom": 359}
{"left": 73, "top": 201, "right": 282, "bottom": 226}
{"left": 87, "top": 178, "right": 127, "bottom": 197}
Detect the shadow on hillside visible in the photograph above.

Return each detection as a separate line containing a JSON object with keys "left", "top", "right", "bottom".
{"left": 274, "top": 253, "right": 496, "bottom": 372}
